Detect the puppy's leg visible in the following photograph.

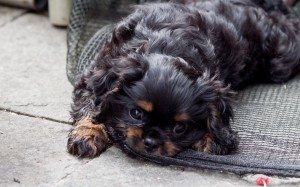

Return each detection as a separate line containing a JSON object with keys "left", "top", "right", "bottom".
{"left": 251, "top": 0, "right": 291, "bottom": 14}
{"left": 193, "top": 134, "right": 217, "bottom": 154}
{"left": 192, "top": 130, "right": 238, "bottom": 155}
{"left": 262, "top": 15, "right": 300, "bottom": 83}
{"left": 67, "top": 74, "right": 112, "bottom": 158}
{"left": 67, "top": 113, "right": 111, "bottom": 158}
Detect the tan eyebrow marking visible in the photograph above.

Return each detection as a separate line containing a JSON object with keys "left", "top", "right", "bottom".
{"left": 137, "top": 100, "right": 153, "bottom": 112}
{"left": 174, "top": 112, "right": 189, "bottom": 122}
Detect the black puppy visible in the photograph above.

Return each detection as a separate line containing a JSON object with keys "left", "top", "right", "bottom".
{"left": 67, "top": 0, "right": 300, "bottom": 158}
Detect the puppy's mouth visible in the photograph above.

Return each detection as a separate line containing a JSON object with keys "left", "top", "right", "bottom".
{"left": 123, "top": 127, "right": 180, "bottom": 157}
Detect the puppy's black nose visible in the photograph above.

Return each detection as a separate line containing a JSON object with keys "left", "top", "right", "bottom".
{"left": 144, "top": 137, "right": 161, "bottom": 152}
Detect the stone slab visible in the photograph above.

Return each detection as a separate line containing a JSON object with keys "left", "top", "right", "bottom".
{"left": 57, "top": 148, "right": 254, "bottom": 187}
{"left": 0, "top": 111, "right": 86, "bottom": 186}
{"left": 0, "top": 11, "right": 73, "bottom": 122}
{"left": 0, "top": 6, "right": 26, "bottom": 27}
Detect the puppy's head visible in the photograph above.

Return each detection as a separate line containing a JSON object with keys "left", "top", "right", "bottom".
{"left": 90, "top": 53, "right": 238, "bottom": 157}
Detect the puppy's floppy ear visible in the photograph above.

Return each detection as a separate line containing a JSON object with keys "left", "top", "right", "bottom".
{"left": 193, "top": 73, "right": 239, "bottom": 154}
{"left": 205, "top": 86, "right": 239, "bottom": 155}
{"left": 87, "top": 54, "right": 148, "bottom": 123}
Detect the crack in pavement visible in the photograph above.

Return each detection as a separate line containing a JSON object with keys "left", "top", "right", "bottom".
{"left": 53, "top": 160, "right": 92, "bottom": 186}
{"left": 0, "top": 10, "right": 28, "bottom": 28}
{"left": 12, "top": 103, "right": 48, "bottom": 107}
{"left": 0, "top": 107, "right": 72, "bottom": 125}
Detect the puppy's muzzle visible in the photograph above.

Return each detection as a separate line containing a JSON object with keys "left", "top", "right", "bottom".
{"left": 144, "top": 136, "right": 162, "bottom": 152}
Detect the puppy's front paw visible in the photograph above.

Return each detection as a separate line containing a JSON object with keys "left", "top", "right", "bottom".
{"left": 192, "top": 132, "right": 238, "bottom": 155}
{"left": 192, "top": 134, "right": 218, "bottom": 154}
{"left": 67, "top": 123, "right": 111, "bottom": 158}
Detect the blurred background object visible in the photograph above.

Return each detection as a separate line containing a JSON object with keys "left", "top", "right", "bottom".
{"left": 66, "top": 0, "right": 137, "bottom": 84}
{"left": 0, "top": 0, "right": 299, "bottom": 27}
{"left": 0, "top": 0, "right": 72, "bottom": 26}
{"left": 0, "top": 0, "right": 47, "bottom": 11}
{"left": 49, "top": 0, "right": 71, "bottom": 26}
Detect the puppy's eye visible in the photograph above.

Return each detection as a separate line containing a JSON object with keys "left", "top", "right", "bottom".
{"left": 173, "top": 123, "right": 187, "bottom": 134}
{"left": 130, "top": 109, "right": 144, "bottom": 120}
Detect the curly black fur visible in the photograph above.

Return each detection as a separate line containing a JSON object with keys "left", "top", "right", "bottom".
{"left": 68, "top": 0, "right": 300, "bottom": 158}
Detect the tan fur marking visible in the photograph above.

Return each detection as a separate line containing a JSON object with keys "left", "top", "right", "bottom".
{"left": 137, "top": 100, "right": 153, "bottom": 112}
{"left": 164, "top": 141, "right": 180, "bottom": 156}
{"left": 203, "top": 136, "right": 213, "bottom": 153}
{"left": 74, "top": 113, "right": 108, "bottom": 139}
{"left": 67, "top": 112, "right": 111, "bottom": 158}
{"left": 127, "top": 127, "right": 143, "bottom": 138}
{"left": 174, "top": 112, "right": 189, "bottom": 122}
{"left": 193, "top": 133, "right": 212, "bottom": 153}
{"left": 125, "top": 128, "right": 144, "bottom": 153}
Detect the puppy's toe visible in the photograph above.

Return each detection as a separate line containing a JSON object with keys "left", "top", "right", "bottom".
{"left": 192, "top": 133, "right": 238, "bottom": 155}
{"left": 67, "top": 134, "right": 106, "bottom": 158}
{"left": 67, "top": 124, "right": 110, "bottom": 158}
{"left": 192, "top": 135, "right": 214, "bottom": 154}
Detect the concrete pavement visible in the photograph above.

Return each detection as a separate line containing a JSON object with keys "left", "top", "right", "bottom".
{"left": 0, "top": 5, "right": 299, "bottom": 187}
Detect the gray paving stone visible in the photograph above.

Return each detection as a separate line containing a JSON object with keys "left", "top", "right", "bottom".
{"left": 57, "top": 148, "right": 254, "bottom": 187}
{"left": 0, "top": 6, "right": 26, "bottom": 27}
{"left": 0, "top": 111, "right": 86, "bottom": 186}
{"left": 0, "top": 11, "right": 73, "bottom": 122}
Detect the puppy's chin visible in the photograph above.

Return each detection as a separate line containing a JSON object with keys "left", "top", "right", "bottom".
{"left": 124, "top": 127, "right": 180, "bottom": 157}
